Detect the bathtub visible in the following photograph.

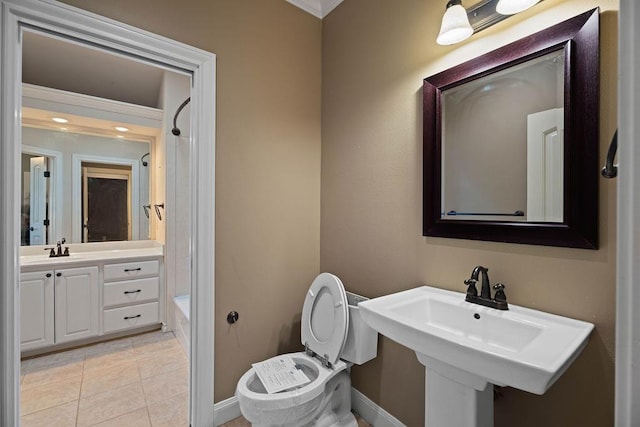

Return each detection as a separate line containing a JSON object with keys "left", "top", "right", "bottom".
{"left": 173, "top": 295, "right": 190, "bottom": 355}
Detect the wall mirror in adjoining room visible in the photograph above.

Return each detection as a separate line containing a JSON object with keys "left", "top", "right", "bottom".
{"left": 423, "top": 8, "right": 600, "bottom": 249}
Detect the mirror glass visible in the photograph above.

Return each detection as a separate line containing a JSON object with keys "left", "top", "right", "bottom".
{"left": 20, "top": 31, "right": 164, "bottom": 246}
{"left": 423, "top": 9, "right": 599, "bottom": 249}
{"left": 441, "top": 49, "right": 565, "bottom": 222}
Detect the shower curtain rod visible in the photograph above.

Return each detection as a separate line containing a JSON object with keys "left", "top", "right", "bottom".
{"left": 171, "top": 97, "right": 191, "bottom": 136}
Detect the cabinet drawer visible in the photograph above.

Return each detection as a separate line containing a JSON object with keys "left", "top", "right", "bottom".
{"left": 103, "top": 277, "right": 159, "bottom": 308}
{"left": 103, "top": 260, "right": 159, "bottom": 281}
{"left": 103, "top": 302, "right": 159, "bottom": 333}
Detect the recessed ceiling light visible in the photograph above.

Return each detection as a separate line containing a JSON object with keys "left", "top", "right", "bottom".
{"left": 115, "top": 126, "right": 129, "bottom": 132}
{"left": 52, "top": 117, "right": 68, "bottom": 123}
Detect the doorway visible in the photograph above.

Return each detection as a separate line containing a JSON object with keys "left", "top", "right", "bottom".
{"left": 0, "top": 1, "right": 216, "bottom": 425}
{"left": 82, "top": 163, "right": 132, "bottom": 243}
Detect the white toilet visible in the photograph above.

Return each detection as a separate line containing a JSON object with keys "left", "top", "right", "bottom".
{"left": 236, "top": 273, "right": 378, "bottom": 427}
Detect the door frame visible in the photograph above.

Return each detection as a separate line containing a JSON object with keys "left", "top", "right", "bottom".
{"left": 0, "top": 1, "right": 216, "bottom": 425}
{"left": 616, "top": 1, "right": 639, "bottom": 425}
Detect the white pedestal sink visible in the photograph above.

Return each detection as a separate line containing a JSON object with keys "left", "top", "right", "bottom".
{"left": 358, "top": 286, "right": 594, "bottom": 427}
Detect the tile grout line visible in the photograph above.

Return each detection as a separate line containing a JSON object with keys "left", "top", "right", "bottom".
{"left": 76, "top": 355, "right": 86, "bottom": 426}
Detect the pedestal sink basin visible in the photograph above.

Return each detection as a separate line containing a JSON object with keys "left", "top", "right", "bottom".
{"left": 358, "top": 286, "right": 594, "bottom": 427}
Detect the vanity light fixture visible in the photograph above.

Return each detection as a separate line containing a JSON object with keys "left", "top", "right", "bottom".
{"left": 115, "top": 126, "right": 129, "bottom": 132}
{"left": 51, "top": 117, "right": 68, "bottom": 123}
{"left": 496, "top": 0, "right": 540, "bottom": 15}
{"left": 436, "top": 0, "right": 543, "bottom": 46}
{"left": 436, "top": 0, "right": 474, "bottom": 45}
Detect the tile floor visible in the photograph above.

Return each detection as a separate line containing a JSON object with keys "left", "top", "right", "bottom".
{"left": 20, "top": 330, "right": 188, "bottom": 427}
{"left": 21, "top": 332, "right": 372, "bottom": 427}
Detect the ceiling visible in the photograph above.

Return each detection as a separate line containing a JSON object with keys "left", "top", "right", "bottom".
{"left": 22, "top": 31, "right": 165, "bottom": 109}
{"left": 286, "top": 0, "right": 344, "bottom": 18}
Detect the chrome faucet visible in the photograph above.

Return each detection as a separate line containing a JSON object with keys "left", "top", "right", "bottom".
{"left": 464, "top": 266, "right": 508, "bottom": 310}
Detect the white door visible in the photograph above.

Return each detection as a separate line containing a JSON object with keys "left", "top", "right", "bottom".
{"left": 20, "top": 270, "right": 54, "bottom": 351}
{"left": 54, "top": 266, "right": 99, "bottom": 343}
{"left": 526, "top": 108, "right": 564, "bottom": 222}
{"left": 29, "top": 156, "right": 47, "bottom": 245}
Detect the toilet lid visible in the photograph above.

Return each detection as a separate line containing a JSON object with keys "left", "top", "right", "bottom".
{"left": 301, "top": 273, "right": 349, "bottom": 366}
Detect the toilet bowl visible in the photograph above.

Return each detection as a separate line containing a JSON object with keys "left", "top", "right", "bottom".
{"left": 235, "top": 273, "right": 378, "bottom": 427}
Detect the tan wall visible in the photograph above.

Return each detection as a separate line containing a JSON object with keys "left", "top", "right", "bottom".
{"left": 322, "top": 0, "right": 617, "bottom": 426}
{"left": 60, "top": 0, "right": 322, "bottom": 401}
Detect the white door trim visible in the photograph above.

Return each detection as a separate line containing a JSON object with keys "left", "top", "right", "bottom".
{"left": 0, "top": 1, "right": 216, "bottom": 425}
{"left": 616, "top": 0, "right": 638, "bottom": 425}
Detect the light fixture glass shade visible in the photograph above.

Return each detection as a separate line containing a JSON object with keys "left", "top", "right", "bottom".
{"left": 436, "top": 2, "right": 473, "bottom": 46}
{"left": 496, "top": 0, "right": 541, "bottom": 15}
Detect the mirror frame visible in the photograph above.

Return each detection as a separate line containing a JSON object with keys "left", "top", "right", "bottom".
{"left": 423, "top": 8, "right": 600, "bottom": 249}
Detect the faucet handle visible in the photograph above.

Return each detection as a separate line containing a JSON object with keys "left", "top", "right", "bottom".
{"left": 464, "top": 278, "right": 478, "bottom": 297}
{"left": 493, "top": 283, "right": 507, "bottom": 302}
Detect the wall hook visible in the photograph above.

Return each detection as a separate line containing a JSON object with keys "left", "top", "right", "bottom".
{"left": 143, "top": 204, "right": 151, "bottom": 218}
{"left": 227, "top": 311, "right": 239, "bottom": 324}
{"left": 154, "top": 203, "right": 165, "bottom": 220}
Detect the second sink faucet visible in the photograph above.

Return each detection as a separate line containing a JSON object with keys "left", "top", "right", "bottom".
{"left": 45, "top": 237, "right": 69, "bottom": 258}
{"left": 464, "top": 265, "right": 508, "bottom": 310}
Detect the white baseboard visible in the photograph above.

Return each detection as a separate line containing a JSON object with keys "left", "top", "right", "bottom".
{"left": 213, "top": 388, "right": 405, "bottom": 427}
{"left": 214, "top": 396, "right": 242, "bottom": 426}
{"left": 351, "top": 388, "right": 406, "bottom": 427}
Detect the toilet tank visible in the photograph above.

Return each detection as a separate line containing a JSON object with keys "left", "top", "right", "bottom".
{"left": 341, "top": 291, "right": 378, "bottom": 365}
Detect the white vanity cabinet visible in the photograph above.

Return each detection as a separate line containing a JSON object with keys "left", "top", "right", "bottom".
{"left": 20, "top": 242, "right": 164, "bottom": 354}
{"left": 102, "top": 259, "right": 161, "bottom": 333}
{"left": 20, "top": 266, "right": 99, "bottom": 351}
{"left": 54, "top": 266, "right": 100, "bottom": 344}
{"left": 20, "top": 271, "right": 54, "bottom": 351}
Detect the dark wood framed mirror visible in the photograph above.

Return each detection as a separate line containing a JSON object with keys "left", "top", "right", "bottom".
{"left": 423, "top": 8, "right": 599, "bottom": 249}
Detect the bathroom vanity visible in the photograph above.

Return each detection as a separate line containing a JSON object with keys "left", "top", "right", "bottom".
{"left": 19, "top": 240, "right": 164, "bottom": 354}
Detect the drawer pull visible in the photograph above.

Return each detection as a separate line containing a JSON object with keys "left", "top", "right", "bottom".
{"left": 124, "top": 267, "right": 142, "bottom": 272}
{"left": 124, "top": 314, "right": 142, "bottom": 320}
{"left": 124, "top": 289, "right": 142, "bottom": 295}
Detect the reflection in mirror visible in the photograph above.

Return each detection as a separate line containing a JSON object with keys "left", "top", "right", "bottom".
{"left": 20, "top": 124, "right": 152, "bottom": 245}
{"left": 20, "top": 153, "right": 51, "bottom": 245}
{"left": 423, "top": 9, "right": 599, "bottom": 249}
{"left": 82, "top": 163, "right": 133, "bottom": 242}
{"left": 441, "top": 50, "right": 565, "bottom": 223}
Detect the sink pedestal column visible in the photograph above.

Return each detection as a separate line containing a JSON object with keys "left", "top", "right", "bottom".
{"left": 418, "top": 353, "right": 493, "bottom": 427}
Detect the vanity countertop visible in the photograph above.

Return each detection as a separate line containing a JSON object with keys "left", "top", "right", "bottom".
{"left": 20, "top": 240, "right": 163, "bottom": 270}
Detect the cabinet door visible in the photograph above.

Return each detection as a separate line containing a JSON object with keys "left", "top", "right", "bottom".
{"left": 20, "top": 270, "right": 54, "bottom": 351}
{"left": 55, "top": 266, "right": 99, "bottom": 343}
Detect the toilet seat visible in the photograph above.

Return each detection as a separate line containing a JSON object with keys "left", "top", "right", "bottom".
{"left": 301, "top": 273, "right": 349, "bottom": 366}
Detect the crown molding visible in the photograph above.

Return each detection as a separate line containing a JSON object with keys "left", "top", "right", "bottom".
{"left": 285, "top": 0, "right": 343, "bottom": 18}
